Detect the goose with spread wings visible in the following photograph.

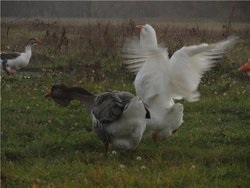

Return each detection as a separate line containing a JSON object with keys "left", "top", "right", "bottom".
{"left": 123, "top": 24, "right": 238, "bottom": 141}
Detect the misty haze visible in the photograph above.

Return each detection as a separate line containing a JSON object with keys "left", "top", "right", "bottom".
{"left": 1, "top": 1, "right": 250, "bottom": 22}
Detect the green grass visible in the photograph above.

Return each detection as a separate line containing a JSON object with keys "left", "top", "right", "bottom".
{"left": 1, "top": 19, "right": 250, "bottom": 187}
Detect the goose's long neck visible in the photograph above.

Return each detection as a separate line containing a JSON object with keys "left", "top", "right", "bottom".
{"left": 140, "top": 32, "right": 158, "bottom": 48}
{"left": 25, "top": 45, "right": 32, "bottom": 58}
{"left": 67, "top": 88, "right": 96, "bottom": 112}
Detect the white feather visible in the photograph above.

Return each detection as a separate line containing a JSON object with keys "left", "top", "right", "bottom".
{"left": 122, "top": 24, "right": 238, "bottom": 139}
{"left": 105, "top": 97, "right": 147, "bottom": 150}
{"left": 169, "top": 36, "right": 238, "bottom": 102}
{"left": 1, "top": 46, "right": 32, "bottom": 73}
{"left": 92, "top": 95, "right": 148, "bottom": 150}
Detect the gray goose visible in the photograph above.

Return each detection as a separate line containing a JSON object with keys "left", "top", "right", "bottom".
{"left": 46, "top": 84, "right": 150, "bottom": 153}
{"left": 1, "top": 38, "right": 41, "bottom": 75}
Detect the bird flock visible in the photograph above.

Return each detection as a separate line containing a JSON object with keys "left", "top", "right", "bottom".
{"left": 1, "top": 24, "right": 245, "bottom": 154}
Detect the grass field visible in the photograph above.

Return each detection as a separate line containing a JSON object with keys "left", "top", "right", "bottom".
{"left": 1, "top": 18, "right": 250, "bottom": 187}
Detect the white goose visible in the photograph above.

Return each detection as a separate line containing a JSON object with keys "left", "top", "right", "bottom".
{"left": 123, "top": 24, "right": 238, "bottom": 141}
{"left": 45, "top": 84, "right": 150, "bottom": 153}
{"left": 1, "top": 38, "right": 41, "bottom": 75}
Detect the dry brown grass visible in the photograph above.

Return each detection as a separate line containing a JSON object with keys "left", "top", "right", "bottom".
{"left": 1, "top": 18, "right": 250, "bottom": 81}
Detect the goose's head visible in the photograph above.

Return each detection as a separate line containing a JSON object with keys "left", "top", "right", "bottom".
{"left": 45, "top": 84, "right": 67, "bottom": 98}
{"left": 26, "top": 38, "right": 42, "bottom": 46}
{"left": 45, "top": 84, "right": 96, "bottom": 108}
{"left": 45, "top": 84, "right": 72, "bottom": 106}
{"left": 136, "top": 24, "right": 158, "bottom": 48}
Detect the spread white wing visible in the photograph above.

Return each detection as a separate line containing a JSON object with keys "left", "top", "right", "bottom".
{"left": 169, "top": 36, "right": 238, "bottom": 102}
{"left": 123, "top": 37, "right": 167, "bottom": 74}
{"left": 123, "top": 36, "right": 238, "bottom": 102}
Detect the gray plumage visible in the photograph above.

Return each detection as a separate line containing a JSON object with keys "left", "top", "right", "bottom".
{"left": 1, "top": 52, "right": 21, "bottom": 60}
{"left": 91, "top": 91, "right": 134, "bottom": 144}
{"left": 46, "top": 84, "right": 150, "bottom": 152}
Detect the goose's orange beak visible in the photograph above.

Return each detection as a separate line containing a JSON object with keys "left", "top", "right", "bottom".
{"left": 136, "top": 25, "right": 144, "bottom": 30}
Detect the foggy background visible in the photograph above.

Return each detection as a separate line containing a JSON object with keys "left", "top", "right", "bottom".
{"left": 1, "top": 1, "right": 250, "bottom": 22}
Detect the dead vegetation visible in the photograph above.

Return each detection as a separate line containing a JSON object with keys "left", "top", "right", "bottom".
{"left": 1, "top": 18, "right": 250, "bottom": 81}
